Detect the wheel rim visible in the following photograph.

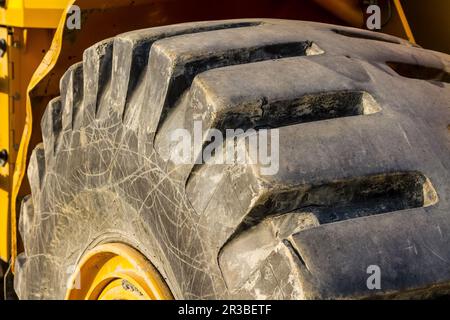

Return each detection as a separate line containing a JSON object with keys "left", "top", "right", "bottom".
{"left": 65, "top": 243, "right": 173, "bottom": 300}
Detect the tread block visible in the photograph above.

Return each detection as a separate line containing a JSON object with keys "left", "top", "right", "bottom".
{"left": 219, "top": 212, "right": 319, "bottom": 291}
{"left": 27, "top": 144, "right": 45, "bottom": 196}
{"left": 144, "top": 24, "right": 324, "bottom": 135}
{"left": 18, "top": 196, "right": 34, "bottom": 251}
{"left": 156, "top": 56, "right": 379, "bottom": 176}
{"left": 289, "top": 207, "right": 450, "bottom": 298}
{"left": 95, "top": 20, "right": 263, "bottom": 120}
{"left": 219, "top": 171, "right": 439, "bottom": 293}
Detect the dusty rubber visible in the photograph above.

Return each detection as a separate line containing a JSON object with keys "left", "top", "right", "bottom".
{"left": 15, "top": 19, "right": 450, "bottom": 299}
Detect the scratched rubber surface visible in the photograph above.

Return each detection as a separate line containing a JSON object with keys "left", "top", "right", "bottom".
{"left": 15, "top": 19, "right": 450, "bottom": 299}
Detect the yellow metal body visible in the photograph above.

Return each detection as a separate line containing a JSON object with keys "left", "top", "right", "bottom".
{"left": 0, "top": 0, "right": 416, "bottom": 272}
{"left": 0, "top": 0, "right": 67, "bottom": 28}
{"left": 66, "top": 243, "right": 173, "bottom": 300}
{"left": 0, "top": 27, "right": 10, "bottom": 262}
{"left": 0, "top": 23, "right": 64, "bottom": 262}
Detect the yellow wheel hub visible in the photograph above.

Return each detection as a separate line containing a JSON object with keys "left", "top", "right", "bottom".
{"left": 65, "top": 243, "right": 173, "bottom": 300}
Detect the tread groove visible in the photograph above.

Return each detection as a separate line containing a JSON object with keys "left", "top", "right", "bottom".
{"left": 41, "top": 98, "right": 62, "bottom": 159}
{"left": 60, "top": 63, "right": 84, "bottom": 130}
{"left": 387, "top": 61, "right": 450, "bottom": 83}
{"left": 217, "top": 90, "right": 381, "bottom": 131}
{"left": 242, "top": 171, "right": 438, "bottom": 231}
{"left": 333, "top": 28, "right": 402, "bottom": 44}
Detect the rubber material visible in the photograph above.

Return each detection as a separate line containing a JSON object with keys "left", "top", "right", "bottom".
{"left": 15, "top": 19, "right": 450, "bottom": 299}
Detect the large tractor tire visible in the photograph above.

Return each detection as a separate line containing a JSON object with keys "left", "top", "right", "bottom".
{"left": 15, "top": 19, "right": 450, "bottom": 299}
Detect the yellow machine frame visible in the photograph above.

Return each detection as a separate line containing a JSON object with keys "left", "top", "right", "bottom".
{"left": 0, "top": 0, "right": 415, "bottom": 269}
{"left": 0, "top": 0, "right": 70, "bottom": 262}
